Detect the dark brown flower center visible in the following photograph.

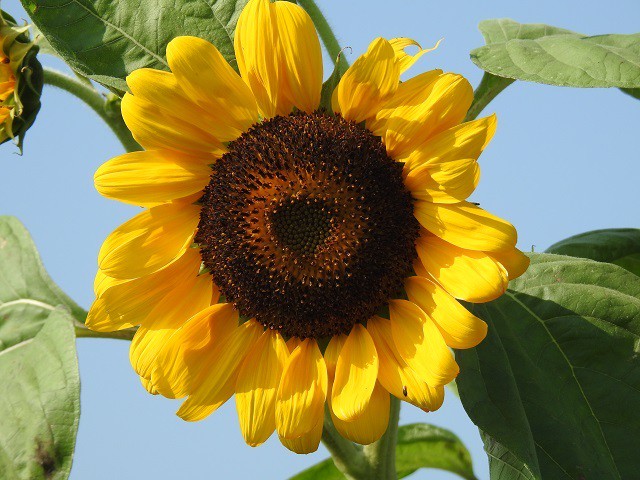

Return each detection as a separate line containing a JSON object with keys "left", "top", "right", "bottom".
{"left": 195, "top": 111, "right": 419, "bottom": 339}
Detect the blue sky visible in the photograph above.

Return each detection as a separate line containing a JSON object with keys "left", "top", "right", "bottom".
{"left": 1, "top": 0, "right": 639, "bottom": 479}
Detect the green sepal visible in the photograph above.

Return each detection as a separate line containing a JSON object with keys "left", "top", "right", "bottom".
{"left": 320, "top": 49, "right": 348, "bottom": 113}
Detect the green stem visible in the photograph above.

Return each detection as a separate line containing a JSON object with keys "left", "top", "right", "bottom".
{"left": 464, "top": 72, "right": 515, "bottom": 122}
{"left": 362, "top": 396, "right": 401, "bottom": 479}
{"left": 298, "top": 0, "right": 350, "bottom": 74}
{"left": 42, "top": 67, "right": 140, "bottom": 152}
{"left": 74, "top": 320, "right": 136, "bottom": 341}
{"left": 321, "top": 407, "right": 372, "bottom": 480}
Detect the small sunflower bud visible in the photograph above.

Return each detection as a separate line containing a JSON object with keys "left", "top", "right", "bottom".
{"left": 0, "top": 9, "right": 43, "bottom": 151}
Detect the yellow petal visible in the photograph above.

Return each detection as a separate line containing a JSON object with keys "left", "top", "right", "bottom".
{"left": 279, "top": 414, "right": 323, "bottom": 454}
{"left": 324, "top": 334, "right": 348, "bottom": 380}
{"left": 235, "top": 0, "right": 286, "bottom": 118}
{"left": 86, "top": 248, "right": 202, "bottom": 331}
{"left": 165, "top": 37, "right": 259, "bottom": 139}
{"left": 404, "top": 276, "right": 487, "bottom": 349}
{"left": 177, "top": 371, "right": 237, "bottom": 422}
{"left": 331, "top": 324, "right": 379, "bottom": 422}
{"left": 416, "top": 234, "right": 508, "bottom": 302}
{"left": 368, "top": 316, "right": 445, "bottom": 411}
{"left": 490, "top": 248, "right": 530, "bottom": 280}
{"left": 329, "top": 381, "right": 389, "bottom": 445}
{"left": 177, "top": 319, "right": 264, "bottom": 421}
{"left": 333, "top": 37, "right": 400, "bottom": 123}
{"left": 412, "top": 258, "right": 429, "bottom": 278}
{"left": 140, "top": 376, "right": 158, "bottom": 395}
{"left": 414, "top": 201, "right": 517, "bottom": 252}
{"left": 405, "top": 158, "right": 480, "bottom": 204}
{"left": 276, "top": 339, "right": 328, "bottom": 439}
{"left": 94, "top": 270, "right": 131, "bottom": 298}
{"left": 404, "top": 114, "right": 497, "bottom": 171}
{"left": 382, "top": 73, "right": 473, "bottom": 159}
{"left": 120, "top": 93, "right": 226, "bottom": 156}
{"left": 389, "top": 37, "right": 441, "bottom": 74}
{"left": 367, "top": 69, "right": 443, "bottom": 136}
{"left": 129, "top": 275, "right": 216, "bottom": 389}
{"left": 389, "top": 299, "right": 459, "bottom": 387}
{"left": 286, "top": 337, "right": 303, "bottom": 353}
{"left": 0, "top": 106, "right": 11, "bottom": 125}
{"left": 98, "top": 202, "right": 200, "bottom": 279}
{"left": 272, "top": 1, "right": 322, "bottom": 112}
{"left": 147, "top": 303, "right": 238, "bottom": 399}
{"left": 94, "top": 150, "right": 210, "bottom": 207}
{"left": 236, "top": 330, "right": 289, "bottom": 447}
{"left": 85, "top": 297, "right": 134, "bottom": 332}
{"left": 126, "top": 67, "right": 248, "bottom": 144}
{"left": 0, "top": 65, "right": 14, "bottom": 99}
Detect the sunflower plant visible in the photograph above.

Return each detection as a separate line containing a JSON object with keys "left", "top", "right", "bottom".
{"left": 0, "top": 0, "right": 639, "bottom": 479}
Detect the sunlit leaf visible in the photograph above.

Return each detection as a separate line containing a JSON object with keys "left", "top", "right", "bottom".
{"left": 0, "top": 216, "right": 84, "bottom": 478}
{"left": 471, "top": 19, "right": 640, "bottom": 89}
{"left": 21, "top": 0, "right": 249, "bottom": 92}
{"left": 546, "top": 228, "right": 640, "bottom": 276}
{"left": 0, "top": 310, "right": 79, "bottom": 480}
{"left": 0, "top": 216, "right": 85, "bottom": 348}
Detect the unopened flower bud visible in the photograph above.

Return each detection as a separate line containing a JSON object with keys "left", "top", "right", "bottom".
{"left": 0, "top": 9, "right": 43, "bottom": 151}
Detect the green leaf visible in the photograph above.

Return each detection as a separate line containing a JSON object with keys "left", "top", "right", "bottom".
{"left": 30, "top": 24, "right": 56, "bottom": 57}
{"left": 621, "top": 87, "right": 640, "bottom": 100}
{"left": 457, "top": 253, "right": 640, "bottom": 480}
{"left": 289, "top": 459, "right": 343, "bottom": 480}
{"left": 290, "top": 423, "right": 477, "bottom": 480}
{"left": 0, "top": 216, "right": 85, "bottom": 349}
{"left": 471, "top": 19, "right": 640, "bottom": 89}
{"left": 395, "top": 424, "right": 477, "bottom": 480}
{"left": 546, "top": 228, "right": 640, "bottom": 276}
{"left": 21, "top": 0, "right": 248, "bottom": 91}
{"left": 0, "top": 217, "right": 83, "bottom": 478}
{"left": 0, "top": 310, "right": 80, "bottom": 480}
{"left": 481, "top": 432, "right": 536, "bottom": 480}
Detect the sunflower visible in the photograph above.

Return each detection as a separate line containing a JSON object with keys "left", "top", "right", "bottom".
{"left": 88, "top": 0, "right": 528, "bottom": 453}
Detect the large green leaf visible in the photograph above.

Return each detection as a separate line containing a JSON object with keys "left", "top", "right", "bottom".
{"left": 290, "top": 423, "right": 477, "bottom": 480}
{"left": 0, "top": 216, "right": 83, "bottom": 478}
{"left": 457, "top": 253, "right": 640, "bottom": 480}
{"left": 21, "top": 0, "right": 248, "bottom": 92}
{"left": 0, "top": 216, "right": 85, "bottom": 350}
{"left": 0, "top": 310, "right": 80, "bottom": 480}
{"left": 471, "top": 19, "right": 640, "bottom": 89}
{"left": 546, "top": 228, "right": 640, "bottom": 276}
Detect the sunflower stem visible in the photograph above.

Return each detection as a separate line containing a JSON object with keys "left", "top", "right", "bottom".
{"left": 362, "top": 396, "right": 401, "bottom": 479}
{"left": 297, "top": 0, "right": 350, "bottom": 74}
{"left": 464, "top": 72, "right": 515, "bottom": 122}
{"left": 74, "top": 320, "right": 136, "bottom": 341}
{"left": 43, "top": 67, "right": 141, "bottom": 153}
{"left": 321, "top": 406, "right": 372, "bottom": 480}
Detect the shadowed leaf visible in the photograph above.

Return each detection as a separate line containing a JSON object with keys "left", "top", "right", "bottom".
{"left": 290, "top": 423, "right": 477, "bottom": 480}
{"left": 458, "top": 253, "right": 640, "bottom": 479}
